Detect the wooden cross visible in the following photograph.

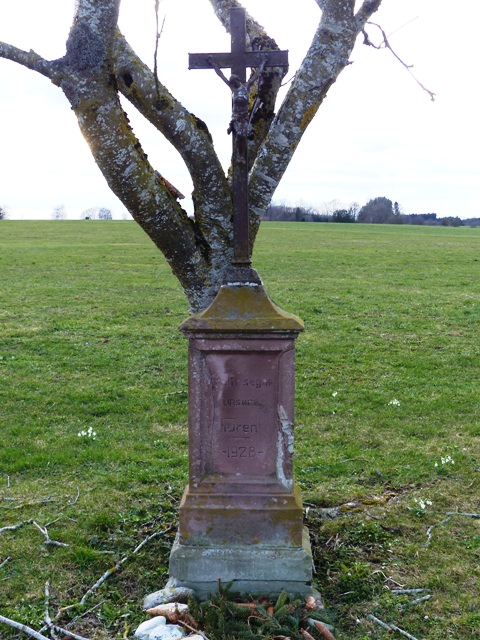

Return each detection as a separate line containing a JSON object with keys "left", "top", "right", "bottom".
{"left": 189, "top": 8, "right": 289, "bottom": 268}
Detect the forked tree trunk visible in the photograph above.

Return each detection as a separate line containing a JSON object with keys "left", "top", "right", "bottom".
{"left": 0, "top": 0, "right": 382, "bottom": 311}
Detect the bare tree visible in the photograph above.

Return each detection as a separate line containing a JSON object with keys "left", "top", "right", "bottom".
{"left": 81, "top": 207, "right": 98, "bottom": 220}
{"left": 98, "top": 207, "right": 112, "bottom": 220}
{"left": 52, "top": 204, "right": 67, "bottom": 220}
{"left": 0, "top": 206, "right": 7, "bottom": 220}
{"left": 0, "top": 0, "right": 383, "bottom": 311}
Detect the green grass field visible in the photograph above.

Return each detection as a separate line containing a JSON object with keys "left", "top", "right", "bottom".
{"left": 1, "top": 221, "right": 479, "bottom": 639}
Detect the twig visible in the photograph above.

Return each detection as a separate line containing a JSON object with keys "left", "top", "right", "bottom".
{"left": 368, "top": 614, "right": 390, "bottom": 630}
{"left": 33, "top": 520, "right": 70, "bottom": 548}
{"left": 0, "top": 519, "right": 33, "bottom": 534}
{"left": 153, "top": 0, "right": 166, "bottom": 97}
{"left": 51, "top": 625, "right": 90, "bottom": 640}
{"left": 0, "top": 498, "right": 55, "bottom": 510}
{"left": 446, "top": 511, "right": 480, "bottom": 518}
{"left": 368, "top": 614, "right": 420, "bottom": 640}
{"left": 362, "top": 21, "right": 436, "bottom": 101}
{"left": 6, "top": 475, "right": 10, "bottom": 487}
{"left": 425, "top": 515, "right": 451, "bottom": 547}
{"left": 67, "top": 487, "right": 81, "bottom": 506}
{"left": 79, "top": 525, "right": 173, "bottom": 605}
{"left": 0, "top": 556, "right": 11, "bottom": 570}
{"left": 44, "top": 581, "right": 59, "bottom": 640}
{"left": 0, "top": 614, "right": 51, "bottom": 640}
{"left": 390, "top": 623, "right": 420, "bottom": 640}
{"left": 391, "top": 588, "right": 426, "bottom": 594}
{"left": 65, "top": 602, "right": 104, "bottom": 628}
{"left": 409, "top": 595, "right": 431, "bottom": 606}
{"left": 177, "top": 618, "right": 211, "bottom": 640}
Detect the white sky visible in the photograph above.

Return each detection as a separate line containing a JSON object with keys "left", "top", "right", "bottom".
{"left": 0, "top": 0, "right": 478, "bottom": 220}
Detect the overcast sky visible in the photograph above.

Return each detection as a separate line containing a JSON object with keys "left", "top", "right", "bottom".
{"left": 0, "top": 0, "right": 478, "bottom": 220}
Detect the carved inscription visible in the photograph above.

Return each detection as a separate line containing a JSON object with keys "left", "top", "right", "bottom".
{"left": 206, "top": 352, "right": 278, "bottom": 476}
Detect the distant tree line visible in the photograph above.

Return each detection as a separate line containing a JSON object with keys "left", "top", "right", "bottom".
{"left": 0, "top": 206, "right": 6, "bottom": 220}
{"left": 81, "top": 207, "right": 112, "bottom": 220}
{"left": 262, "top": 197, "right": 479, "bottom": 227}
{"left": 50, "top": 205, "right": 113, "bottom": 220}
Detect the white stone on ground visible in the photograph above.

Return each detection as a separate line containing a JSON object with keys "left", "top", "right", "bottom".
{"left": 134, "top": 615, "right": 167, "bottom": 639}
{"left": 143, "top": 587, "right": 194, "bottom": 609}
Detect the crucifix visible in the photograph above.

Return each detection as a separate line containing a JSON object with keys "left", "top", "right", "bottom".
{"left": 189, "top": 8, "right": 289, "bottom": 268}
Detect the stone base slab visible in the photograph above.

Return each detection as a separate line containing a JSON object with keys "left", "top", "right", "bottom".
{"left": 178, "top": 484, "right": 305, "bottom": 547}
{"left": 168, "top": 527, "right": 313, "bottom": 599}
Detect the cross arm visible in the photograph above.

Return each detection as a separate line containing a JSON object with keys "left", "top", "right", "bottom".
{"left": 188, "top": 50, "right": 288, "bottom": 71}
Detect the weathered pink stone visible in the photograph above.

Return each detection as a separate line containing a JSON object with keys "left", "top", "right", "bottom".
{"left": 168, "top": 278, "right": 312, "bottom": 596}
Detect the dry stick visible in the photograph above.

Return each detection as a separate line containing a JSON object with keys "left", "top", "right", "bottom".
{"left": 0, "top": 614, "right": 51, "bottom": 640}
{"left": 66, "top": 602, "right": 103, "bottom": 626}
{"left": 0, "top": 556, "right": 11, "bottom": 570}
{"left": 362, "top": 22, "right": 436, "bottom": 101}
{"left": 67, "top": 486, "right": 81, "bottom": 506}
{"left": 177, "top": 617, "right": 212, "bottom": 640}
{"left": 368, "top": 614, "right": 391, "bottom": 631}
{"left": 391, "top": 588, "right": 426, "bottom": 594}
{"left": 368, "top": 614, "right": 420, "bottom": 640}
{"left": 0, "top": 519, "right": 33, "bottom": 534}
{"left": 426, "top": 511, "right": 480, "bottom": 547}
{"left": 51, "top": 625, "right": 90, "bottom": 640}
{"left": 44, "top": 581, "right": 59, "bottom": 640}
{"left": 79, "top": 525, "right": 173, "bottom": 605}
{"left": 390, "top": 623, "right": 421, "bottom": 640}
{"left": 425, "top": 515, "right": 451, "bottom": 547}
{"left": 409, "top": 595, "right": 431, "bottom": 606}
{"left": 0, "top": 498, "right": 55, "bottom": 510}
{"left": 33, "top": 520, "right": 70, "bottom": 548}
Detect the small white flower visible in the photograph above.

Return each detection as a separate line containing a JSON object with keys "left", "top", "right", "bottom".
{"left": 388, "top": 398, "right": 400, "bottom": 406}
{"left": 332, "top": 391, "right": 338, "bottom": 397}
{"left": 437, "top": 454, "right": 455, "bottom": 467}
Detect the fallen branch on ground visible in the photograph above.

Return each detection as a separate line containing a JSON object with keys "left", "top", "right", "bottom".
{"left": 0, "top": 556, "right": 11, "bottom": 570}
{"left": 368, "top": 614, "right": 419, "bottom": 640}
{"left": 0, "top": 498, "right": 55, "bottom": 510}
{"left": 33, "top": 520, "right": 70, "bottom": 548}
{"left": 409, "top": 595, "right": 431, "bottom": 606}
{"left": 0, "top": 520, "right": 33, "bottom": 534}
{"left": 79, "top": 525, "right": 173, "bottom": 605}
{"left": 0, "top": 614, "right": 51, "bottom": 640}
{"left": 425, "top": 511, "right": 480, "bottom": 547}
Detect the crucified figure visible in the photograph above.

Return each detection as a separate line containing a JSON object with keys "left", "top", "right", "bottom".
{"left": 208, "top": 55, "right": 269, "bottom": 164}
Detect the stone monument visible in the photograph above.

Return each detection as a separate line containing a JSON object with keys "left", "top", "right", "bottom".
{"left": 166, "top": 8, "right": 313, "bottom": 598}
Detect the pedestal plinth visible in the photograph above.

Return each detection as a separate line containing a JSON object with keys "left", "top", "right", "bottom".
{"left": 168, "top": 275, "right": 312, "bottom": 598}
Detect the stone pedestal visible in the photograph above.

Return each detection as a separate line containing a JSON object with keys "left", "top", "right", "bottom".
{"left": 168, "top": 274, "right": 312, "bottom": 598}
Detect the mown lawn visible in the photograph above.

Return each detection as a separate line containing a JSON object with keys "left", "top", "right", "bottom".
{"left": 0, "top": 221, "right": 479, "bottom": 639}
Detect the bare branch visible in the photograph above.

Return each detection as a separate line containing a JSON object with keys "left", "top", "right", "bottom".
{"left": 33, "top": 520, "right": 70, "bottom": 548}
{"left": 0, "top": 557, "right": 11, "bottom": 570}
{"left": 0, "top": 42, "right": 58, "bottom": 81}
{"left": 368, "top": 614, "right": 419, "bottom": 640}
{"left": 153, "top": 0, "right": 166, "bottom": 97}
{"left": 0, "top": 614, "right": 51, "bottom": 640}
{"left": 0, "top": 520, "right": 33, "bottom": 534}
{"left": 363, "top": 22, "right": 435, "bottom": 101}
{"left": 79, "top": 525, "right": 173, "bottom": 606}
{"left": 67, "top": 487, "right": 81, "bottom": 506}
